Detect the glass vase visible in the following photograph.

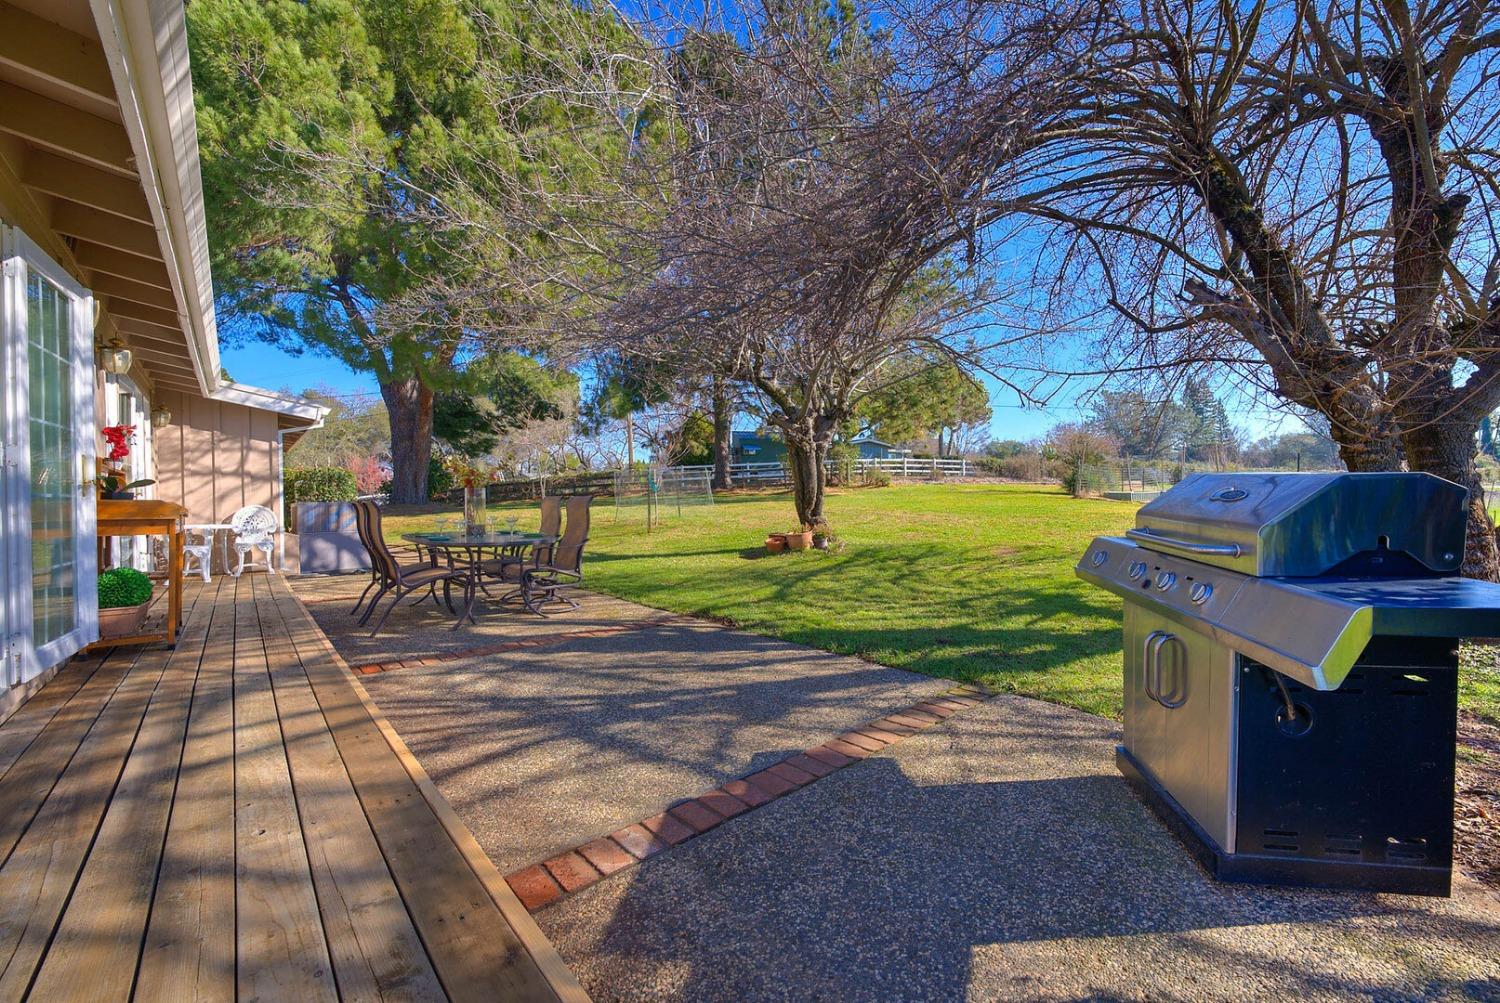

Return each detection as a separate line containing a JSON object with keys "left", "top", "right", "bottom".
{"left": 463, "top": 484, "right": 486, "bottom": 537}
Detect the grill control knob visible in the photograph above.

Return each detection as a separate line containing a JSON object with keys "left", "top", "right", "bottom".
{"left": 1091, "top": 549, "right": 1108, "bottom": 567}
{"left": 1189, "top": 582, "right": 1212, "bottom": 605}
{"left": 1127, "top": 561, "right": 1147, "bottom": 580}
{"left": 1154, "top": 571, "right": 1176, "bottom": 591}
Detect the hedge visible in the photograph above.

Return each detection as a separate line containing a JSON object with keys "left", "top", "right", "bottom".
{"left": 286, "top": 467, "right": 358, "bottom": 505}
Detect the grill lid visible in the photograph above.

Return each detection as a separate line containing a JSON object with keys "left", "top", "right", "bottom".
{"left": 1130, "top": 472, "right": 1467, "bottom": 577}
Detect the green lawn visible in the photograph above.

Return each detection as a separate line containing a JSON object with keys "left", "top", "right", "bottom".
{"left": 382, "top": 483, "right": 1500, "bottom": 724}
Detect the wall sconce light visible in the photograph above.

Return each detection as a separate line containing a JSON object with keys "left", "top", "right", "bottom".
{"left": 99, "top": 338, "right": 132, "bottom": 375}
{"left": 150, "top": 403, "right": 172, "bottom": 429}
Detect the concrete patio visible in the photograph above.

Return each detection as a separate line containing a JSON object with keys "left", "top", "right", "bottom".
{"left": 289, "top": 575, "right": 952, "bottom": 871}
{"left": 540, "top": 695, "right": 1500, "bottom": 1002}
{"left": 291, "top": 574, "right": 1500, "bottom": 1002}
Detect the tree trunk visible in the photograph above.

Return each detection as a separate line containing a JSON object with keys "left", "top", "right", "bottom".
{"left": 785, "top": 440, "right": 828, "bottom": 530}
{"left": 711, "top": 378, "right": 733, "bottom": 491}
{"left": 624, "top": 411, "right": 636, "bottom": 469}
{"left": 784, "top": 418, "right": 834, "bottom": 530}
{"left": 1402, "top": 422, "right": 1499, "bottom": 581}
{"left": 381, "top": 376, "right": 434, "bottom": 504}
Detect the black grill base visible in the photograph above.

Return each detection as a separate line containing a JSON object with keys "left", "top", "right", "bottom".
{"left": 1116, "top": 746, "right": 1451, "bottom": 897}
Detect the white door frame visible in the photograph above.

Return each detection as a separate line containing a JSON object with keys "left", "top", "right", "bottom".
{"left": 103, "top": 371, "right": 153, "bottom": 570}
{"left": 1, "top": 226, "right": 99, "bottom": 687}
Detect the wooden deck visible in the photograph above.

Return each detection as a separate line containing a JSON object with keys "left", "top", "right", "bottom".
{"left": 0, "top": 575, "right": 588, "bottom": 1002}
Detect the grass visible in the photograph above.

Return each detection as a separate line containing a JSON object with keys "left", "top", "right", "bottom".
{"left": 383, "top": 483, "right": 1136, "bottom": 719}
{"left": 382, "top": 483, "right": 1500, "bottom": 724}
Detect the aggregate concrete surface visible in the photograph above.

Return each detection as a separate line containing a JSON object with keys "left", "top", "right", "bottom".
{"left": 356, "top": 619, "right": 949, "bottom": 870}
{"left": 539, "top": 694, "right": 1500, "bottom": 1002}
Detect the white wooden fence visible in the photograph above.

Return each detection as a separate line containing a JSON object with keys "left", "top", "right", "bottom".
{"left": 675, "top": 456, "right": 974, "bottom": 483}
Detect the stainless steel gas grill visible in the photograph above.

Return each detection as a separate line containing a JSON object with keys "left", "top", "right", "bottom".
{"left": 1076, "top": 471, "right": 1500, "bottom": 896}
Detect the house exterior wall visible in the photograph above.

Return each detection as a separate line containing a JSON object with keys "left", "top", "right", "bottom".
{"left": 731, "top": 432, "right": 787, "bottom": 464}
{"left": 151, "top": 387, "right": 283, "bottom": 527}
{"left": 856, "top": 440, "right": 891, "bottom": 459}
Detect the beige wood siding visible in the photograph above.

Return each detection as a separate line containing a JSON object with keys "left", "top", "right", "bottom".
{"left": 152, "top": 388, "right": 284, "bottom": 525}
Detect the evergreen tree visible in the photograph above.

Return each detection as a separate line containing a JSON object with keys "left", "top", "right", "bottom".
{"left": 189, "top": 0, "right": 632, "bottom": 501}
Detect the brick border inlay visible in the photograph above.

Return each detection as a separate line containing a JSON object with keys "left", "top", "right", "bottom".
{"left": 348, "top": 616, "right": 684, "bottom": 675}
{"left": 503, "top": 682, "right": 997, "bottom": 911}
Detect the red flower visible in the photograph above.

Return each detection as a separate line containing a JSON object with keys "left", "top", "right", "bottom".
{"left": 101, "top": 425, "right": 136, "bottom": 462}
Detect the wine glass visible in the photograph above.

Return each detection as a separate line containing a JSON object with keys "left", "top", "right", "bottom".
{"left": 504, "top": 514, "right": 519, "bottom": 534}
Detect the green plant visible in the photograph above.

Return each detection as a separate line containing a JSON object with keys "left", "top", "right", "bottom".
{"left": 285, "top": 467, "right": 358, "bottom": 505}
{"left": 861, "top": 467, "right": 892, "bottom": 488}
{"left": 827, "top": 442, "right": 860, "bottom": 486}
{"left": 427, "top": 457, "right": 456, "bottom": 498}
{"left": 98, "top": 567, "right": 153, "bottom": 609}
{"left": 96, "top": 473, "right": 155, "bottom": 495}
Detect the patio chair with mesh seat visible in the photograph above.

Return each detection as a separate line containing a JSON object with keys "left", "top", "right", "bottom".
{"left": 475, "top": 496, "right": 562, "bottom": 595}
{"left": 349, "top": 500, "right": 438, "bottom": 617}
{"left": 513, "top": 495, "right": 592, "bottom": 616}
{"left": 353, "top": 501, "right": 472, "bottom": 634}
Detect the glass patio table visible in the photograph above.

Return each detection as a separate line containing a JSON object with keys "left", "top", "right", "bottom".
{"left": 401, "top": 531, "right": 557, "bottom": 625}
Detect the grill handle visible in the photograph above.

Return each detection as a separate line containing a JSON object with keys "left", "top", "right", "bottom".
{"left": 1125, "top": 528, "right": 1243, "bottom": 559}
{"left": 1144, "top": 630, "right": 1188, "bottom": 709}
{"left": 1156, "top": 634, "right": 1188, "bottom": 709}
{"left": 1144, "top": 630, "right": 1168, "bottom": 703}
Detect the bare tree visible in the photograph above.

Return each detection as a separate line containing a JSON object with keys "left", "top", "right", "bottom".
{"left": 968, "top": 0, "right": 1500, "bottom": 575}
{"left": 584, "top": 1, "right": 1065, "bottom": 529}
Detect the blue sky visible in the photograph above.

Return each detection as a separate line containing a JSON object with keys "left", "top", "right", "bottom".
{"left": 223, "top": 340, "right": 1306, "bottom": 448}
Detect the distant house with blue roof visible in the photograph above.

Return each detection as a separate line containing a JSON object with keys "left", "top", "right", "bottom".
{"left": 731, "top": 430, "right": 910, "bottom": 464}
{"left": 849, "top": 435, "right": 910, "bottom": 460}
{"left": 730, "top": 430, "right": 787, "bottom": 464}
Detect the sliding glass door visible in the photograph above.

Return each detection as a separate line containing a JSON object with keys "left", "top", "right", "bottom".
{"left": 1, "top": 227, "right": 98, "bottom": 688}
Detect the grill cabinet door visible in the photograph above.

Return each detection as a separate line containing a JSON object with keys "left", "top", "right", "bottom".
{"left": 1122, "top": 606, "right": 1167, "bottom": 778}
{"left": 1153, "top": 628, "right": 1233, "bottom": 849}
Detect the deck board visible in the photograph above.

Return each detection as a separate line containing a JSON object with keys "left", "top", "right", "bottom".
{"left": 232, "top": 578, "right": 339, "bottom": 1003}
{"left": 252, "top": 574, "right": 446, "bottom": 1003}
{"left": 0, "top": 653, "right": 107, "bottom": 782}
{"left": 135, "top": 577, "right": 239, "bottom": 1003}
{"left": 0, "top": 587, "right": 203, "bottom": 1000}
{"left": 28, "top": 579, "right": 220, "bottom": 1001}
{"left": 0, "top": 575, "right": 585, "bottom": 1002}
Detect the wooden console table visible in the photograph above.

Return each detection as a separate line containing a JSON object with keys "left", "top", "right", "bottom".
{"left": 88, "top": 499, "right": 187, "bottom": 650}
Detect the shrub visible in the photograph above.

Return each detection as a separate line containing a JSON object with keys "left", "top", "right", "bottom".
{"left": 427, "top": 457, "right": 455, "bottom": 498}
{"left": 1062, "top": 462, "right": 1114, "bottom": 497}
{"left": 286, "top": 467, "right": 358, "bottom": 505}
{"left": 98, "top": 567, "right": 152, "bottom": 609}
{"left": 375, "top": 458, "right": 455, "bottom": 501}
{"left": 827, "top": 442, "right": 859, "bottom": 486}
{"left": 861, "top": 466, "right": 892, "bottom": 488}
{"left": 979, "top": 454, "right": 1041, "bottom": 480}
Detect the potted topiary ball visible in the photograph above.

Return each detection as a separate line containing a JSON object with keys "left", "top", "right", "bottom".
{"left": 98, "top": 567, "right": 154, "bottom": 638}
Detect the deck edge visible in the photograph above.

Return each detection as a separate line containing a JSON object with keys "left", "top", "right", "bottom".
{"left": 268, "top": 576, "right": 592, "bottom": 1003}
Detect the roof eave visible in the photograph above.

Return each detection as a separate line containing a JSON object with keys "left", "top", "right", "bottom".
{"left": 89, "top": 0, "right": 220, "bottom": 397}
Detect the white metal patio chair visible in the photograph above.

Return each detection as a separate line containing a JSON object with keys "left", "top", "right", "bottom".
{"left": 230, "top": 504, "right": 279, "bottom": 577}
{"left": 183, "top": 526, "right": 215, "bottom": 582}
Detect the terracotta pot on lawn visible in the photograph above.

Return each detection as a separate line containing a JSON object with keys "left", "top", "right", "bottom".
{"left": 784, "top": 530, "right": 814, "bottom": 551}
{"left": 765, "top": 534, "right": 787, "bottom": 554}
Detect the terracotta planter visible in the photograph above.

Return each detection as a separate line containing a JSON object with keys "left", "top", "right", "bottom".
{"left": 765, "top": 535, "right": 787, "bottom": 554}
{"left": 784, "top": 530, "right": 814, "bottom": 551}
{"left": 98, "top": 602, "right": 149, "bottom": 639}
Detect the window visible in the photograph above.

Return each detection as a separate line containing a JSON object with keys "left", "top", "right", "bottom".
{"left": 1, "top": 227, "right": 98, "bottom": 687}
